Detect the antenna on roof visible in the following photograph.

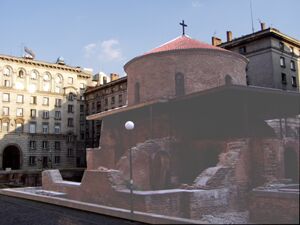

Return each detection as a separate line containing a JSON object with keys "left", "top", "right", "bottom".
{"left": 250, "top": 0, "right": 255, "bottom": 33}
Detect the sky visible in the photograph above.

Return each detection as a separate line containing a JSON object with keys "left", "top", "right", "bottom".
{"left": 0, "top": 0, "right": 299, "bottom": 76}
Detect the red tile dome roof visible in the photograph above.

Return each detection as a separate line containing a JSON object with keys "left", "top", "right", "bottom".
{"left": 144, "top": 35, "right": 227, "bottom": 55}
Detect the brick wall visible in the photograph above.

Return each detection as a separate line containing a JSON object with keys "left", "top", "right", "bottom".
{"left": 125, "top": 49, "right": 247, "bottom": 106}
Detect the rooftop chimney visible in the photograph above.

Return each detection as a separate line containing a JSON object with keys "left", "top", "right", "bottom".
{"left": 226, "top": 31, "right": 233, "bottom": 42}
{"left": 212, "top": 37, "right": 222, "bottom": 46}
{"left": 260, "top": 22, "right": 266, "bottom": 30}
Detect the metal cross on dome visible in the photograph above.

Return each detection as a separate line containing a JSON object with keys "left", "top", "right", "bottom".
{"left": 180, "top": 20, "right": 188, "bottom": 36}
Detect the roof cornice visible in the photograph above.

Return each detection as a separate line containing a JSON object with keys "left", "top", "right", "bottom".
{"left": 0, "top": 54, "right": 91, "bottom": 78}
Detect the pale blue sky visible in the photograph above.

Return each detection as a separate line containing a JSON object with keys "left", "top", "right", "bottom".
{"left": 0, "top": 0, "right": 299, "bottom": 75}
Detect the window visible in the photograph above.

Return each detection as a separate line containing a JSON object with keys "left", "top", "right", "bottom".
{"left": 29, "top": 141, "right": 36, "bottom": 150}
{"left": 29, "top": 156, "right": 36, "bottom": 166}
{"left": 67, "top": 148, "right": 73, "bottom": 157}
{"left": 290, "top": 61, "right": 296, "bottom": 71}
{"left": 2, "top": 122, "right": 9, "bottom": 132}
{"left": 15, "top": 82, "right": 24, "bottom": 90}
{"left": 43, "top": 74, "right": 50, "bottom": 81}
{"left": 55, "top": 111, "right": 61, "bottom": 120}
{"left": 68, "top": 118, "right": 74, "bottom": 127}
{"left": 68, "top": 93, "right": 74, "bottom": 101}
{"left": 29, "top": 123, "right": 36, "bottom": 133}
{"left": 56, "top": 75, "right": 62, "bottom": 84}
{"left": 68, "top": 77, "right": 73, "bottom": 85}
{"left": 43, "top": 97, "right": 49, "bottom": 106}
{"left": 3, "top": 93, "right": 10, "bottom": 102}
{"left": 4, "top": 80, "right": 10, "bottom": 87}
{"left": 16, "top": 123, "right": 23, "bottom": 133}
{"left": 30, "top": 109, "right": 36, "bottom": 118}
{"left": 111, "top": 96, "right": 115, "bottom": 105}
{"left": 281, "top": 73, "right": 287, "bottom": 85}
{"left": 280, "top": 57, "right": 286, "bottom": 67}
{"left": 29, "top": 84, "right": 37, "bottom": 93}
{"left": 3, "top": 67, "right": 11, "bottom": 76}
{"left": 80, "top": 83, "right": 85, "bottom": 89}
{"left": 42, "top": 141, "right": 49, "bottom": 150}
{"left": 54, "top": 141, "right": 61, "bottom": 150}
{"left": 43, "top": 111, "right": 49, "bottom": 119}
{"left": 290, "top": 46, "right": 294, "bottom": 54}
{"left": 55, "top": 98, "right": 62, "bottom": 107}
{"left": 96, "top": 102, "right": 101, "bottom": 111}
{"left": 80, "top": 105, "right": 84, "bottom": 112}
{"left": 134, "top": 82, "right": 140, "bottom": 104}
{"left": 17, "top": 94, "right": 24, "bottom": 103}
{"left": 54, "top": 123, "right": 61, "bottom": 134}
{"left": 31, "top": 71, "right": 38, "bottom": 80}
{"left": 104, "top": 98, "right": 108, "bottom": 106}
{"left": 67, "top": 135, "right": 73, "bottom": 143}
{"left": 239, "top": 46, "right": 247, "bottom": 54}
{"left": 3, "top": 107, "right": 9, "bottom": 116}
{"left": 80, "top": 114, "right": 84, "bottom": 121}
{"left": 42, "top": 123, "right": 49, "bottom": 134}
{"left": 30, "top": 96, "right": 37, "bottom": 104}
{"left": 43, "top": 83, "right": 50, "bottom": 92}
{"left": 279, "top": 42, "right": 284, "bottom": 51}
{"left": 80, "top": 123, "right": 84, "bottom": 131}
{"left": 55, "top": 86, "right": 61, "bottom": 93}
{"left": 68, "top": 105, "right": 74, "bottom": 113}
{"left": 16, "top": 108, "right": 23, "bottom": 117}
{"left": 175, "top": 73, "right": 185, "bottom": 97}
{"left": 118, "top": 94, "right": 123, "bottom": 103}
{"left": 18, "top": 70, "right": 24, "bottom": 78}
{"left": 54, "top": 156, "right": 60, "bottom": 164}
{"left": 292, "top": 76, "right": 297, "bottom": 87}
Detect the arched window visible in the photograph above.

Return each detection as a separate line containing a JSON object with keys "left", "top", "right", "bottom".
{"left": 134, "top": 82, "right": 140, "bottom": 104}
{"left": 31, "top": 71, "right": 38, "bottom": 80}
{"left": 56, "top": 74, "right": 63, "bottom": 84}
{"left": 68, "top": 92, "right": 74, "bottom": 101}
{"left": 18, "top": 70, "right": 25, "bottom": 78}
{"left": 175, "top": 73, "right": 185, "bottom": 97}
{"left": 3, "top": 67, "right": 11, "bottom": 76}
{"left": 43, "top": 73, "right": 51, "bottom": 92}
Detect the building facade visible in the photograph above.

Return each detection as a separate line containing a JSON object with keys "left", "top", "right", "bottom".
{"left": 0, "top": 54, "right": 92, "bottom": 170}
{"left": 84, "top": 75, "right": 127, "bottom": 148}
{"left": 216, "top": 25, "right": 300, "bottom": 92}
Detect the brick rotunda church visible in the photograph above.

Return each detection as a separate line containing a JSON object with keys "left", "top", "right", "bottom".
{"left": 43, "top": 29, "right": 299, "bottom": 223}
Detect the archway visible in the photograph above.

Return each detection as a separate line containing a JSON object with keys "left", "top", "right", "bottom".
{"left": 2, "top": 145, "right": 21, "bottom": 170}
{"left": 284, "top": 148, "right": 299, "bottom": 183}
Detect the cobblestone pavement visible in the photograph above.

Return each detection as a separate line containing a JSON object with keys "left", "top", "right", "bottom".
{"left": 0, "top": 195, "right": 146, "bottom": 225}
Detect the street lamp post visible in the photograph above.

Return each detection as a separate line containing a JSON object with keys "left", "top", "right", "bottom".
{"left": 125, "top": 121, "right": 135, "bottom": 218}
